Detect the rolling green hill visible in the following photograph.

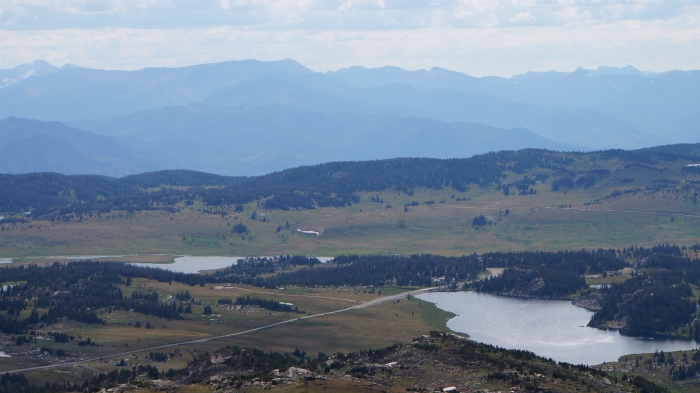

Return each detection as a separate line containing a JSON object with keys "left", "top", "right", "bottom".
{"left": 1, "top": 143, "right": 699, "bottom": 258}
{"left": 2, "top": 144, "right": 699, "bottom": 218}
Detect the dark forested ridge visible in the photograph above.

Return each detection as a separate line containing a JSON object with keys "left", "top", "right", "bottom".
{"left": 120, "top": 170, "right": 245, "bottom": 188}
{"left": 0, "top": 261, "right": 214, "bottom": 334}
{"left": 588, "top": 269, "right": 696, "bottom": 335}
{"left": 470, "top": 249, "right": 625, "bottom": 298}
{"left": 586, "top": 253, "right": 700, "bottom": 337}
{"left": 215, "top": 254, "right": 484, "bottom": 289}
{"left": 0, "top": 143, "right": 699, "bottom": 218}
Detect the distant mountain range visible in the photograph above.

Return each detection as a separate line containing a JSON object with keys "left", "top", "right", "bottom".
{"left": 0, "top": 117, "right": 155, "bottom": 177}
{"left": 1, "top": 111, "right": 566, "bottom": 176}
{"left": 0, "top": 59, "right": 697, "bottom": 176}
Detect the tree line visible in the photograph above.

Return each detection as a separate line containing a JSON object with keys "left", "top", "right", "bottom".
{"left": 0, "top": 261, "right": 216, "bottom": 334}
{"left": 589, "top": 254, "right": 700, "bottom": 336}
{"left": 216, "top": 254, "right": 484, "bottom": 289}
{"left": 233, "top": 296, "right": 304, "bottom": 314}
{"left": 469, "top": 249, "right": 626, "bottom": 298}
{"left": 589, "top": 270, "right": 695, "bottom": 335}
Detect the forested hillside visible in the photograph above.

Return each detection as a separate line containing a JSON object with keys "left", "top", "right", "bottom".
{"left": 587, "top": 252, "right": 700, "bottom": 337}
{"left": 1, "top": 143, "right": 698, "bottom": 220}
{"left": 471, "top": 249, "right": 626, "bottom": 298}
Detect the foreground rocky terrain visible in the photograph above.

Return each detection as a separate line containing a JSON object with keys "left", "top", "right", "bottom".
{"left": 99, "top": 333, "right": 664, "bottom": 393}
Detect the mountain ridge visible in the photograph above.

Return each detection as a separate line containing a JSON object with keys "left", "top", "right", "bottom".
{"left": 3, "top": 110, "right": 570, "bottom": 176}
{"left": 0, "top": 59, "right": 697, "bottom": 175}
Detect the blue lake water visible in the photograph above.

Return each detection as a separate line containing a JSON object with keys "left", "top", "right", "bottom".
{"left": 14, "top": 255, "right": 332, "bottom": 274}
{"left": 417, "top": 291, "right": 699, "bottom": 365}
{"left": 133, "top": 256, "right": 334, "bottom": 273}
{"left": 133, "top": 256, "right": 242, "bottom": 273}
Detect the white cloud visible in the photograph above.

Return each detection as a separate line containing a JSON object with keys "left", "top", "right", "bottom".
{"left": 338, "top": 0, "right": 386, "bottom": 12}
{"left": 0, "top": 0, "right": 698, "bottom": 75}
{"left": 480, "top": 13, "right": 500, "bottom": 27}
{"left": 553, "top": 6, "right": 594, "bottom": 26}
{"left": 451, "top": 7, "right": 475, "bottom": 20}
{"left": 283, "top": 12, "right": 305, "bottom": 24}
{"left": 0, "top": 1, "right": 696, "bottom": 30}
{"left": 509, "top": 11, "right": 536, "bottom": 24}
{"left": 1, "top": 19, "right": 699, "bottom": 76}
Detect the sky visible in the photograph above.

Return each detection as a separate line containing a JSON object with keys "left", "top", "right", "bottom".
{"left": 0, "top": 0, "right": 698, "bottom": 76}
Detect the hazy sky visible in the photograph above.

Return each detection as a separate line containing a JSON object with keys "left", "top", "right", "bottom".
{"left": 0, "top": 0, "right": 698, "bottom": 76}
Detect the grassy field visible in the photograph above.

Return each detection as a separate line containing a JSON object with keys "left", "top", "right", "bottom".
{"left": 0, "top": 277, "right": 454, "bottom": 384}
{"left": 1, "top": 163, "right": 699, "bottom": 260}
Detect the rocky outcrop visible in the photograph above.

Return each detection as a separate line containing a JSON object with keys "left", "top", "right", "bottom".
{"left": 572, "top": 291, "right": 603, "bottom": 311}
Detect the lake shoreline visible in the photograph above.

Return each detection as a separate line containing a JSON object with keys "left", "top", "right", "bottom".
{"left": 418, "top": 291, "right": 699, "bottom": 365}
{"left": 438, "top": 289, "right": 695, "bottom": 341}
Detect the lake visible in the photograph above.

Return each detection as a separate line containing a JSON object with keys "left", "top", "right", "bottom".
{"left": 7, "top": 255, "right": 332, "bottom": 274}
{"left": 31, "top": 255, "right": 135, "bottom": 260}
{"left": 417, "top": 291, "right": 699, "bottom": 365}
{"left": 133, "top": 256, "right": 242, "bottom": 273}
{"left": 133, "top": 256, "right": 334, "bottom": 274}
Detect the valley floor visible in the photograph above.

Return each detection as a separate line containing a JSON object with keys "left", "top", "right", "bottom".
{"left": 2, "top": 183, "right": 699, "bottom": 260}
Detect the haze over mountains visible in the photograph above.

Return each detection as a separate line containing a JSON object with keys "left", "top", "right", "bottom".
{"left": 0, "top": 59, "right": 698, "bottom": 176}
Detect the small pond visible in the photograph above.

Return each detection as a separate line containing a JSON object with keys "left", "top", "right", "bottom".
{"left": 133, "top": 256, "right": 243, "bottom": 274}
{"left": 35, "top": 255, "right": 133, "bottom": 260}
{"left": 10, "top": 255, "right": 332, "bottom": 274}
{"left": 133, "top": 256, "right": 334, "bottom": 274}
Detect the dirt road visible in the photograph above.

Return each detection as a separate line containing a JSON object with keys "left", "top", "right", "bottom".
{"left": 6, "top": 287, "right": 437, "bottom": 374}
